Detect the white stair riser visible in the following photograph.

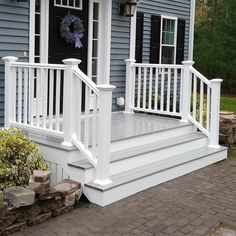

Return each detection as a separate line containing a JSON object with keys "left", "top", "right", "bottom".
{"left": 84, "top": 150, "right": 227, "bottom": 206}
{"left": 75, "top": 136, "right": 208, "bottom": 184}
{"left": 110, "top": 125, "right": 196, "bottom": 153}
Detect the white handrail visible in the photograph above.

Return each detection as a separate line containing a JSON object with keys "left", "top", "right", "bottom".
{"left": 72, "top": 66, "right": 99, "bottom": 95}
{"left": 133, "top": 63, "right": 183, "bottom": 69}
{"left": 10, "top": 62, "right": 66, "bottom": 70}
{"left": 190, "top": 67, "right": 212, "bottom": 88}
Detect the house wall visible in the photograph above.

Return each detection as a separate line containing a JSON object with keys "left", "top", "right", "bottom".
{"left": 0, "top": 0, "right": 29, "bottom": 126}
{"left": 110, "top": 0, "right": 191, "bottom": 111}
{"left": 110, "top": 0, "right": 131, "bottom": 111}
{"left": 138, "top": 0, "right": 191, "bottom": 63}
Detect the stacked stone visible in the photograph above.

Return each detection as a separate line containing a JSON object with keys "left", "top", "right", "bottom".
{"left": 220, "top": 112, "right": 236, "bottom": 147}
{"left": 0, "top": 177, "right": 81, "bottom": 235}
{"left": 28, "top": 170, "right": 52, "bottom": 196}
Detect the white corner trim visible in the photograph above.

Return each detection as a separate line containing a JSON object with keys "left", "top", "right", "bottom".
{"left": 29, "top": 0, "right": 35, "bottom": 63}
{"left": 189, "top": 0, "right": 196, "bottom": 60}
{"left": 129, "top": 10, "right": 137, "bottom": 60}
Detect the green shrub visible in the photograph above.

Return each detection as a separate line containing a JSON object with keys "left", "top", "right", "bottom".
{"left": 0, "top": 128, "right": 48, "bottom": 190}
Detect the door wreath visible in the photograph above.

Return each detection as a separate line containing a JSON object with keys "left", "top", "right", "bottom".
{"left": 60, "top": 14, "right": 85, "bottom": 48}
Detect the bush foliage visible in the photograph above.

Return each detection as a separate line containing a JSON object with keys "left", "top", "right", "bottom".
{"left": 0, "top": 128, "right": 48, "bottom": 190}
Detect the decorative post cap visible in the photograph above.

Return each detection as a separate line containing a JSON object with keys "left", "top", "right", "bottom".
{"left": 2, "top": 56, "right": 18, "bottom": 62}
{"left": 62, "top": 58, "right": 81, "bottom": 65}
{"left": 182, "top": 60, "right": 195, "bottom": 66}
{"left": 210, "top": 78, "right": 223, "bottom": 83}
{"left": 125, "top": 59, "right": 136, "bottom": 63}
{"left": 97, "top": 84, "right": 116, "bottom": 91}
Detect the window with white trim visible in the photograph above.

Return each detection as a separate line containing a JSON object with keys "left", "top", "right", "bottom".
{"left": 54, "top": 0, "right": 82, "bottom": 10}
{"left": 160, "top": 17, "right": 177, "bottom": 64}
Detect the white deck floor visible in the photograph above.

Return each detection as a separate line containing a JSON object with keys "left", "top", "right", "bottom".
{"left": 110, "top": 112, "right": 188, "bottom": 142}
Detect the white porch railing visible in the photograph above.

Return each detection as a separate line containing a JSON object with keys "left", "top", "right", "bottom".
{"left": 2, "top": 56, "right": 115, "bottom": 185}
{"left": 125, "top": 59, "right": 222, "bottom": 148}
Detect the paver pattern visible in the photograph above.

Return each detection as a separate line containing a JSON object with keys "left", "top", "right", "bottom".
{"left": 14, "top": 158, "right": 236, "bottom": 236}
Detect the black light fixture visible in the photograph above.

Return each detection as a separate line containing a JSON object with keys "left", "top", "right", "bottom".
{"left": 120, "top": 0, "right": 137, "bottom": 17}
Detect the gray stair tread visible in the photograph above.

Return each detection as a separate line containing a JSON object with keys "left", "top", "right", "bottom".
{"left": 85, "top": 146, "right": 227, "bottom": 191}
{"left": 68, "top": 132, "right": 207, "bottom": 170}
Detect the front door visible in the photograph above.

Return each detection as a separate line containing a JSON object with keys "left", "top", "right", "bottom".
{"left": 49, "top": 0, "right": 89, "bottom": 72}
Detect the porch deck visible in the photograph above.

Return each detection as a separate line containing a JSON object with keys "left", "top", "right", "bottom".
{"left": 26, "top": 112, "right": 190, "bottom": 146}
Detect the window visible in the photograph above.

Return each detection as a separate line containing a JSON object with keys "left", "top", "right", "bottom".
{"left": 54, "top": 0, "right": 82, "bottom": 10}
{"left": 150, "top": 15, "right": 185, "bottom": 64}
{"left": 160, "top": 17, "right": 177, "bottom": 64}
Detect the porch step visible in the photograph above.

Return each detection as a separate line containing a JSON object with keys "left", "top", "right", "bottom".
{"left": 84, "top": 146, "right": 227, "bottom": 206}
{"left": 68, "top": 132, "right": 207, "bottom": 172}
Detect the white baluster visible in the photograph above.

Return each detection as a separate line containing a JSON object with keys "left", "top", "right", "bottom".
{"left": 2, "top": 56, "right": 18, "bottom": 127}
{"left": 49, "top": 69, "right": 54, "bottom": 130}
{"left": 199, "top": 80, "right": 204, "bottom": 125}
{"left": 137, "top": 67, "right": 141, "bottom": 108}
{"left": 148, "top": 67, "right": 153, "bottom": 110}
{"left": 55, "top": 70, "right": 61, "bottom": 131}
{"left": 209, "top": 79, "right": 223, "bottom": 148}
{"left": 23, "top": 68, "right": 28, "bottom": 124}
{"left": 143, "top": 67, "right": 147, "bottom": 109}
{"left": 154, "top": 68, "right": 159, "bottom": 111}
{"left": 18, "top": 67, "right": 23, "bottom": 123}
{"left": 160, "top": 68, "right": 165, "bottom": 111}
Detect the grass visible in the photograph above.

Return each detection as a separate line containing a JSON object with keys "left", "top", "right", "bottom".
{"left": 220, "top": 95, "right": 236, "bottom": 114}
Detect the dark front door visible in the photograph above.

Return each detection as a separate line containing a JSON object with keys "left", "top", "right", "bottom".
{"left": 49, "top": 0, "right": 89, "bottom": 73}
{"left": 48, "top": 1, "right": 89, "bottom": 113}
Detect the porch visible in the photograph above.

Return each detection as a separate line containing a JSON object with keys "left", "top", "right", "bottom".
{"left": 2, "top": 56, "right": 227, "bottom": 206}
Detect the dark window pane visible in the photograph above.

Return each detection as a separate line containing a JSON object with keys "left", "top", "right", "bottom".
{"left": 35, "top": 14, "right": 40, "bottom": 35}
{"left": 161, "top": 46, "right": 174, "bottom": 64}
{"left": 93, "top": 3, "right": 99, "bottom": 20}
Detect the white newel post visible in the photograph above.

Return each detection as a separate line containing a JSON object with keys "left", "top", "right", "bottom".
{"left": 125, "top": 59, "right": 136, "bottom": 113}
{"left": 181, "top": 61, "right": 194, "bottom": 122}
{"left": 209, "top": 79, "right": 223, "bottom": 148}
{"left": 94, "top": 84, "right": 115, "bottom": 186}
{"left": 2, "top": 56, "right": 18, "bottom": 128}
{"left": 62, "top": 58, "right": 81, "bottom": 147}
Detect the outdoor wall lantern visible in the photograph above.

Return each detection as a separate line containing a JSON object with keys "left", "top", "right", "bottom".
{"left": 119, "top": 0, "right": 137, "bottom": 17}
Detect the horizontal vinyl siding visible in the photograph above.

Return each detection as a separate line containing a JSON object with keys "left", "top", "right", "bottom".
{"left": 138, "top": 0, "right": 191, "bottom": 63}
{"left": 110, "top": 0, "right": 131, "bottom": 111}
{"left": 0, "top": 0, "right": 29, "bottom": 126}
{"left": 110, "top": 0, "right": 191, "bottom": 111}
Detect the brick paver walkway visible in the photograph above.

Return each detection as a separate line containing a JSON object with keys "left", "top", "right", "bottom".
{"left": 14, "top": 158, "right": 236, "bottom": 236}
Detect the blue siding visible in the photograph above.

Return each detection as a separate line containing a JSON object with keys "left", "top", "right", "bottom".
{"left": 110, "top": 0, "right": 131, "bottom": 111}
{"left": 0, "top": 0, "right": 29, "bottom": 126}
{"left": 110, "top": 0, "right": 191, "bottom": 111}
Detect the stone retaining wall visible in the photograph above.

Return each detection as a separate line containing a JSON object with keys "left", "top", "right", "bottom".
{"left": 220, "top": 112, "right": 236, "bottom": 147}
{"left": 0, "top": 171, "right": 81, "bottom": 235}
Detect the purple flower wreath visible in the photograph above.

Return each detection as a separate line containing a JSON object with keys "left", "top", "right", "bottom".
{"left": 60, "top": 14, "right": 84, "bottom": 48}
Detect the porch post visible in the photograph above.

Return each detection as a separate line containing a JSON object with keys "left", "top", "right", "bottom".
{"left": 94, "top": 84, "right": 115, "bottom": 186}
{"left": 208, "top": 79, "right": 223, "bottom": 148}
{"left": 125, "top": 59, "right": 136, "bottom": 113}
{"left": 97, "top": 0, "right": 112, "bottom": 84}
{"left": 62, "top": 58, "right": 81, "bottom": 147}
{"left": 2, "top": 56, "right": 18, "bottom": 128}
{"left": 181, "top": 61, "right": 194, "bottom": 122}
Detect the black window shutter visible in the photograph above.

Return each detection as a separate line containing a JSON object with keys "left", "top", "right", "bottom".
{"left": 176, "top": 19, "right": 185, "bottom": 64}
{"left": 135, "top": 12, "right": 144, "bottom": 63}
{"left": 150, "top": 15, "right": 161, "bottom": 63}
